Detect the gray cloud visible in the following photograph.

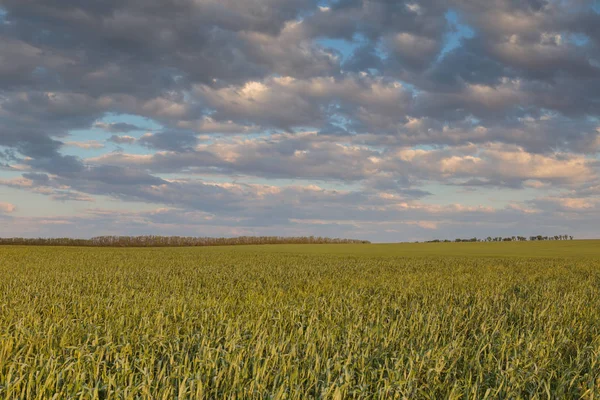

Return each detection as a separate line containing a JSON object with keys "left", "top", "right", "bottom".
{"left": 95, "top": 122, "right": 144, "bottom": 133}
{"left": 4, "top": 179, "right": 600, "bottom": 241}
{"left": 107, "top": 135, "right": 137, "bottom": 145}
{"left": 138, "top": 131, "right": 198, "bottom": 152}
{"left": 0, "top": 0, "right": 599, "bottom": 240}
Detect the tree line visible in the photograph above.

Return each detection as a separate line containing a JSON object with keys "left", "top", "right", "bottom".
{"left": 426, "top": 235, "right": 573, "bottom": 243}
{"left": 0, "top": 235, "right": 371, "bottom": 247}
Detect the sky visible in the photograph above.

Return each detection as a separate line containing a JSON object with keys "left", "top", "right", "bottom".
{"left": 0, "top": 0, "right": 599, "bottom": 242}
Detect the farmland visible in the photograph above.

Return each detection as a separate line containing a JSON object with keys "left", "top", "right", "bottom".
{"left": 1, "top": 241, "right": 600, "bottom": 398}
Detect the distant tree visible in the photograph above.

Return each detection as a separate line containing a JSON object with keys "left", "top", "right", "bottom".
{"left": 0, "top": 236, "right": 371, "bottom": 247}
{"left": 422, "top": 233, "right": 574, "bottom": 244}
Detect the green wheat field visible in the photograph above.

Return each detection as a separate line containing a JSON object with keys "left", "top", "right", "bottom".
{"left": 1, "top": 241, "right": 600, "bottom": 399}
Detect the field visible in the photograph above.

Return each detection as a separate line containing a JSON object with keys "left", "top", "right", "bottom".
{"left": 1, "top": 241, "right": 600, "bottom": 399}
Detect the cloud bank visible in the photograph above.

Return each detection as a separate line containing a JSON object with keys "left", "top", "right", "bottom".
{"left": 0, "top": 0, "right": 599, "bottom": 241}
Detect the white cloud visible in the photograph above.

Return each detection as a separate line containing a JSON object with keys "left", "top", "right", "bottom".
{"left": 0, "top": 0, "right": 599, "bottom": 240}
{"left": 65, "top": 141, "right": 105, "bottom": 149}
{"left": 0, "top": 202, "right": 16, "bottom": 213}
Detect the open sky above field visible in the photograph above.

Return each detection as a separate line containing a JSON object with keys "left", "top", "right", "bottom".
{"left": 0, "top": 0, "right": 599, "bottom": 241}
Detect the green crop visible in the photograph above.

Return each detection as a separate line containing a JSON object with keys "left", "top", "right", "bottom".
{"left": 1, "top": 242, "right": 600, "bottom": 398}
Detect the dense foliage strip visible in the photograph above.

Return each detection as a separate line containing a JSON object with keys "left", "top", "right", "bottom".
{"left": 0, "top": 236, "right": 370, "bottom": 247}
{"left": 1, "top": 244, "right": 600, "bottom": 398}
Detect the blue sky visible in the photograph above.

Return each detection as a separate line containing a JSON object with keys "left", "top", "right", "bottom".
{"left": 441, "top": 10, "right": 475, "bottom": 57}
{"left": 0, "top": 0, "right": 599, "bottom": 241}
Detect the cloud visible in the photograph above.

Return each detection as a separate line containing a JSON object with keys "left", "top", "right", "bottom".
{"left": 388, "top": 143, "right": 596, "bottom": 187}
{"left": 94, "top": 122, "right": 144, "bottom": 132}
{"left": 176, "top": 117, "right": 260, "bottom": 134}
{"left": 0, "top": 202, "right": 16, "bottom": 213}
{"left": 0, "top": 0, "right": 599, "bottom": 240}
{"left": 384, "top": 32, "right": 442, "bottom": 69}
{"left": 138, "top": 131, "right": 198, "bottom": 152}
{"left": 84, "top": 134, "right": 597, "bottom": 191}
{"left": 107, "top": 135, "right": 137, "bottom": 145}
{"left": 51, "top": 192, "right": 95, "bottom": 202}
{"left": 194, "top": 75, "right": 414, "bottom": 132}
{"left": 4, "top": 178, "right": 600, "bottom": 241}
{"left": 88, "top": 132, "right": 382, "bottom": 181}
{"left": 65, "top": 140, "right": 104, "bottom": 149}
